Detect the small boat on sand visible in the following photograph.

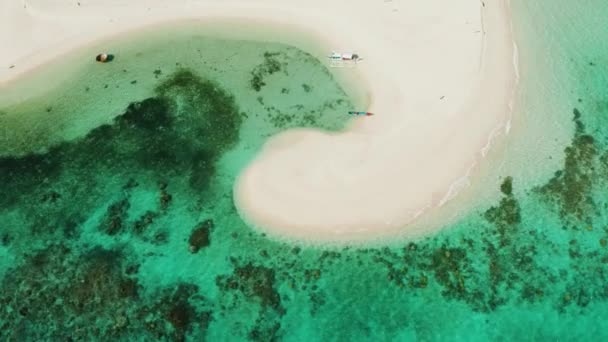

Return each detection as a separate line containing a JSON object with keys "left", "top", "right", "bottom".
{"left": 329, "top": 52, "right": 362, "bottom": 62}
{"left": 95, "top": 53, "right": 114, "bottom": 63}
{"left": 348, "top": 111, "right": 374, "bottom": 116}
{"left": 328, "top": 51, "right": 362, "bottom": 68}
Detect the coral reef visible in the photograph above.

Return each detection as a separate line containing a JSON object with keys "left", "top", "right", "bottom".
{"left": 2, "top": 36, "right": 608, "bottom": 340}
{"left": 0, "top": 244, "right": 212, "bottom": 341}
{"left": 537, "top": 109, "right": 598, "bottom": 224}
{"left": 249, "top": 51, "right": 285, "bottom": 92}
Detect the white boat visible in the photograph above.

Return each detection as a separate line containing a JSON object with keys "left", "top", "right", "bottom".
{"left": 328, "top": 52, "right": 361, "bottom": 62}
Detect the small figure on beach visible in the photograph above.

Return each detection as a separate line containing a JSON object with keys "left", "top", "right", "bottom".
{"left": 95, "top": 53, "right": 115, "bottom": 63}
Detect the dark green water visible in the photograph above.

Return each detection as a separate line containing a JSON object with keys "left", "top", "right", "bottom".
{"left": 2, "top": 1, "right": 608, "bottom": 340}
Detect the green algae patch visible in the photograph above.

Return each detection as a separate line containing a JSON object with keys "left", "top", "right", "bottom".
{"left": 249, "top": 51, "right": 286, "bottom": 92}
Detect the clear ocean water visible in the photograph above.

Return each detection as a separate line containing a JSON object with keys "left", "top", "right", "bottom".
{"left": 1, "top": 1, "right": 608, "bottom": 340}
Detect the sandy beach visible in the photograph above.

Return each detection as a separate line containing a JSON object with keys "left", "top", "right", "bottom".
{"left": 1, "top": 0, "right": 517, "bottom": 242}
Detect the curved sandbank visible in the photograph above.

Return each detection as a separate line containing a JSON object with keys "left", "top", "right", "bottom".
{"left": 236, "top": 0, "right": 518, "bottom": 242}
{"left": 0, "top": 0, "right": 517, "bottom": 243}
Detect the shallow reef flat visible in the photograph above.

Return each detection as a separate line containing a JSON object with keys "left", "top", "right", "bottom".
{"left": 2, "top": 3, "right": 608, "bottom": 339}
{"left": 3, "top": 101, "right": 608, "bottom": 340}
{"left": 0, "top": 34, "right": 357, "bottom": 340}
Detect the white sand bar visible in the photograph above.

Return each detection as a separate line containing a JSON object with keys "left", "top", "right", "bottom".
{"left": 1, "top": 0, "right": 517, "bottom": 243}
{"left": 236, "top": 1, "right": 517, "bottom": 242}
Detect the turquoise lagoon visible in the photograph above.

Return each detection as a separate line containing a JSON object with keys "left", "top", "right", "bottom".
{"left": 1, "top": 1, "right": 608, "bottom": 340}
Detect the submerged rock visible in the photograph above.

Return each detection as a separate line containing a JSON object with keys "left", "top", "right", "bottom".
{"left": 188, "top": 219, "right": 214, "bottom": 253}
{"left": 100, "top": 198, "right": 130, "bottom": 236}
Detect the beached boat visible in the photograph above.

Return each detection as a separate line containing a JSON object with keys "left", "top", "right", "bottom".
{"left": 348, "top": 111, "right": 373, "bottom": 116}
{"left": 95, "top": 53, "right": 114, "bottom": 63}
{"left": 329, "top": 52, "right": 361, "bottom": 62}
{"left": 328, "top": 51, "right": 362, "bottom": 68}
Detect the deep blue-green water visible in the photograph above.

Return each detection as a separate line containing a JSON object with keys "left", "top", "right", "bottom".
{"left": 1, "top": 1, "right": 608, "bottom": 340}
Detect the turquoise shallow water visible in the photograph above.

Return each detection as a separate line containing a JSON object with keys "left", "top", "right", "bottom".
{"left": 2, "top": 1, "right": 608, "bottom": 340}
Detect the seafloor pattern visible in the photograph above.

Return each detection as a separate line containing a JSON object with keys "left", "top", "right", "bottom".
{"left": 2, "top": 61, "right": 608, "bottom": 341}
{"left": 2, "top": 7, "right": 608, "bottom": 340}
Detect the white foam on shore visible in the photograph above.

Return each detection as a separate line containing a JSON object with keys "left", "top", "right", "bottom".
{"left": 513, "top": 42, "right": 521, "bottom": 82}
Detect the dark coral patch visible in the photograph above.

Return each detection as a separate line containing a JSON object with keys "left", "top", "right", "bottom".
{"left": 0, "top": 243, "right": 215, "bottom": 340}
{"left": 133, "top": 210, "right": 158, "bottom": 235}
{"left": 537, "top": 108, "right": 597, "bottom": 222}
{"left": 188, "top": 219, "right": 214, "bottom": 253}
{"left": 217, "top": 261, "right": 283, "bottom": 312}
{"left": 138, "top": 284, "right": 212, "bottom": 341}
{"left": 249, "top": 51, "right": 285, "bottom": 92}
{"left": 429, "top": 246, "right": 469, "bottom": 298}
{"left": 117, "top": 97, "right": 173, "bottom": 131}
{"left": 0, "top": 148, "right": 64, "bottom": 208}
{"left": 485, "top": 178, "right": 521, "bottom": 247}
{"left": 1, "top": 68, "right": 242, "bottom": 243}
{"left": 371, "top": 177, "right": 539, "bottom": 313}
{"left": 0, "top": 245, "right": 143, "bottom": 340}
{"left": 99, "top": 198, "right": 130, "bottom": 236}
{"left": 500, "top": 176, "right": 513, "bottom": 195}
